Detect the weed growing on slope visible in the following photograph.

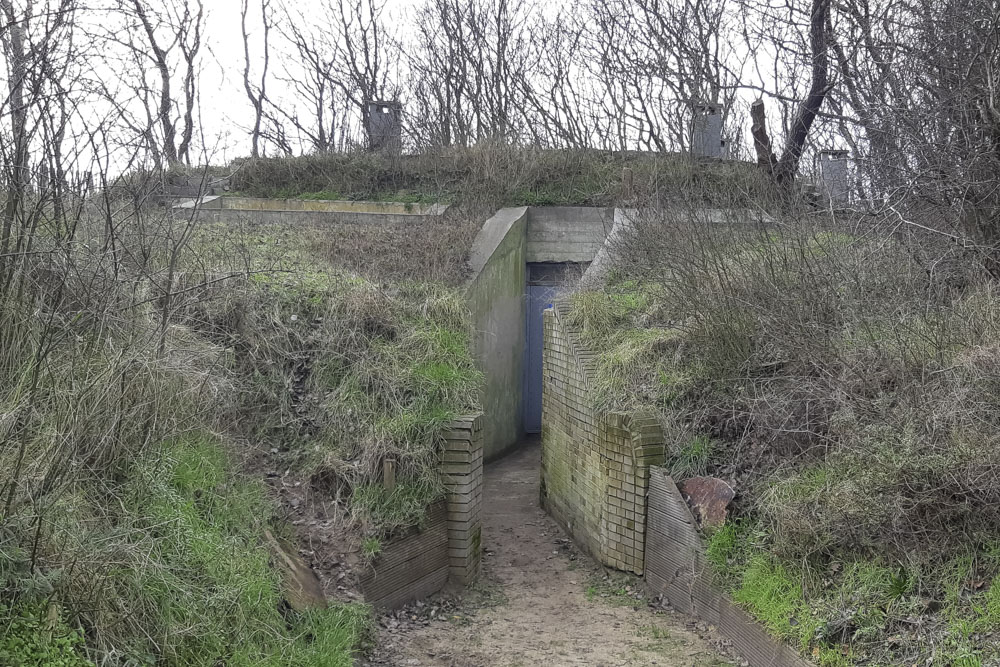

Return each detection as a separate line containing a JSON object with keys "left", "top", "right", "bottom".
{"left": 0, "top": 601, "right": 90, "bottom": 666}
{"left": 230, "top": 146, "right": 769, "bottom": 210}
{"left": 0, "top": 165, "right": 383, "bottom": 664}
{"left": 351, "top": 481, "right": 443, "bottom": 536}
{"left": 86, "top": 434, "right": 373, "bottom": 665}
{"left": 570, "top": 207, "right": 1000, "bottom": 662}
{"left": 181, "top": 257, "right": 482, "bottom": 536}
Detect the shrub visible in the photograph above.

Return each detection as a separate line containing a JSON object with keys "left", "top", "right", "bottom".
{"left": 571, "top": 205, "right": 1000, "bottom": 661}
{"left": 576, "top": 209, "right": 1000, "bottom": 565}
{"left": 0, "top": 602, "right": 90, "bottom": 667}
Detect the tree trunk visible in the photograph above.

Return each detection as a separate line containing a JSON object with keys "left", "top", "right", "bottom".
{"left": 772, "top": 0, "right": 832, "bottom": 186}
{"left": 0, "top": 0, "right": 29, "bottom": 288}
{"left": 750, "top": 99, "right": 777, "bottom": 174}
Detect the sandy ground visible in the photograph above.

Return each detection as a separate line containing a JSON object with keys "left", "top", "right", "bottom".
{"left": 367, "top": 441, "right": 732, "bottom": 667}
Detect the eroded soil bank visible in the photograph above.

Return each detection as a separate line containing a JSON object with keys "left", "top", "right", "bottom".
{"left": 366, "top": 442, "right": 733, "bottom": 667}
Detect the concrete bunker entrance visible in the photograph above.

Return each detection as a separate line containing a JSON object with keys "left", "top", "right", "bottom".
{"left": 464, "top": 205, "right": 614, "bottom": 460}
{"left": 464, "top": 204, "right": 665, "bottom": 575}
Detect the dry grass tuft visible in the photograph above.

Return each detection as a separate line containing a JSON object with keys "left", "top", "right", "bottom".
{"left": 229, "top": 145, "right": 770, "bottom": 211}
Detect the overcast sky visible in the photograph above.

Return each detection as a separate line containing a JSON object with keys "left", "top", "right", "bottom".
{"left": 68, "top": 0, "right": 802, "bottom": 167}
{"left": 195, "top": 0, "right": 426, "bottom": 161}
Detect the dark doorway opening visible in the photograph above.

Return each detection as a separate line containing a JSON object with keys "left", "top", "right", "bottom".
{"left": 522, "top": 263, "right": 585, "bottom": 434}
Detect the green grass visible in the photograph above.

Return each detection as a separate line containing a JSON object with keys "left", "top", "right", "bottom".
{"left": 351, "top": 480, "right": 445, "bottom": 538}
{"left": 732, "top": 556, "right": 816, "bottom": 650}
{"left": 0, "top": 601, "right": 91, "bottom": 666}
{"left": 705, "top": 522, "right": 741, "bottom": 575}
{"left": 262, "top": 188, "right": 445, "bottom": 205}
{"left": 670, "top": 435, "right": 715, "bottom": 478}
{"left": 110, "top": 434, "right": 373, "bottom": 665}
{"left": 294, "top": 190, "right": 345, "bottom": 200}
{"left": 361, "top": 537, "right": 382, "bottom": 562}
{"left": 705, "top": 524, "right": 1000, "bottom": 664}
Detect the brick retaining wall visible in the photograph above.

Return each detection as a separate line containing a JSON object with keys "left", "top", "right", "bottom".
{"left": 540, "top": 303, "right": 665, "bottom": 574}
{"left": 360, "top": 414, "right": 484, "bottom": 608}
{"left": 440, "top": 415, "right": 484, "bottom": 585}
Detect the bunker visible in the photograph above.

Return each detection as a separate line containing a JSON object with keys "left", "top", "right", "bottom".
{"left": 464, "top": 206, "right": 613, "bottom": 460}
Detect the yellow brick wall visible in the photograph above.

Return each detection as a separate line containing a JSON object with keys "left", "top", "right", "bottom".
{"left": 540, "top": 304, "right": 666, "bottom": 575}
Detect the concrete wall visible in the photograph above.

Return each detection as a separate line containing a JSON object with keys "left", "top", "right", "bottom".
{"left": 582, "top": 208, "right": 634, "bottom": 287}
{"left": 464, "top": 207, "right": 529, "bottom": 460}
{"left": 692, "top": 105, "right": 724, "bottom": 158}
{"left": 526, "top": 207, "right": 613, "bottom": 263}
{"left": 216, "top": 197, "right": 446, "bottom": 215}
{"left": 818, "top": 151, "right": 850, "bottom": 204}
{"left": 181, "top": 208, "right": 443, "bottom": 226}
{"left": 541, "top": 302, "right": 665, "bottom": 574}
{"left": 364, "top": 101, "right": 403, "bottom": 154}
{"left": 174, "top": 196, "right": 447, "bottom": 225}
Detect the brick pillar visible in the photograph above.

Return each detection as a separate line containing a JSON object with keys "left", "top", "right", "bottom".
{"left": 599, "top": 411, "right": 665, "bottom": 575}
{"left": 440, "top": 414, "right": 484, "bottom": 585}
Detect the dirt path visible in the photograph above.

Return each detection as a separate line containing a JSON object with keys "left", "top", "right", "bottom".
{"left": 369, "top": 441, "right": 731, "bottom": 667}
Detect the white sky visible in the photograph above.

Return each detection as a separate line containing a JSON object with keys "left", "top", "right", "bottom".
{"left": 195, "top": 0, "right": 426, "bottom": 162}
{"left": 51, "top": 0, "right": 820, "bottom": 169}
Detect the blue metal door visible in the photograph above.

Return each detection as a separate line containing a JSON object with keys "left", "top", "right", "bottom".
{"left": 524, "top": 285, "right": 559, "bottom": 433}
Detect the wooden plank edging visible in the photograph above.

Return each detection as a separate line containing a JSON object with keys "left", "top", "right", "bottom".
{"left": 645, "top": 468, "right": 814, "bottom": 667}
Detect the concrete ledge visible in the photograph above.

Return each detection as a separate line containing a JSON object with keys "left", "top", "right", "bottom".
{"left": 466, "top": 207, "right": 529, "bottom": 283}
{"left": 174, "top": 196, "right": 447, "bottom": 215}
{"left": 180, "top": 208, "right": 443, "bottom": 226}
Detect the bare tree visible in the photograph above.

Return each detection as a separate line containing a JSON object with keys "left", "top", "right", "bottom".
{"left": 241, "top": 0, "right": 272, "bottom": 157}
{"left": 408, "top": 0, "right": 535, "bottom": 147}
{"left": 0, "top": 0, "right": 31, "bottom": 286}
{"left": 279, "top": 0, "right": 399, "bottom": 151}
{"left": 748, "top": 0, "right": 833, "bottom": 186}
{"left": 581, "top": 0, "right": 739, "bottom": 152}
{"left": 116, "top": 0, "right": 205, "bottom": 165}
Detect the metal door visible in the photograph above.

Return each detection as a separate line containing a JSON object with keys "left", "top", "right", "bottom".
{"left": 524, "top": 285, "right": 559, "bottom": 433}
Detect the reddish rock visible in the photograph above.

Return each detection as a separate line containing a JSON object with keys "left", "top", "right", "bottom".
{"left": 679, "top": 476, "right": 735, "bottom": 530}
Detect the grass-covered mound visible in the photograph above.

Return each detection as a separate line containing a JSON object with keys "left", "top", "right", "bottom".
{"left": 2, "top": 169, "right": 481, "bottom": 662}
{"left": 0, "top": 284, "right": 372, "bottom": 666}
{"left": 570, "top": 208, "right": 1000, "bottom": 665}
{"left": 228, "top": 145, "right": 769, "bottom": 210}
{"left": 183, "top": 220, "right": 483, "bottom": 539}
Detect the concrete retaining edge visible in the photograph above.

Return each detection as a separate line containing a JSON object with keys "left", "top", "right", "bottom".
{"left": 645, "top": 467, "right": 814, "bottom": 667}
{"left": 464, "top": 208, "right": 529, "bottom": 461}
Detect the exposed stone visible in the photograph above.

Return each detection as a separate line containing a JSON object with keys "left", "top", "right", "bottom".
{"left": 264, "top": 529, "right": 327, "bottom": 611}
{"left": 678, "top": 476, "right": 735, "bottom": 530}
